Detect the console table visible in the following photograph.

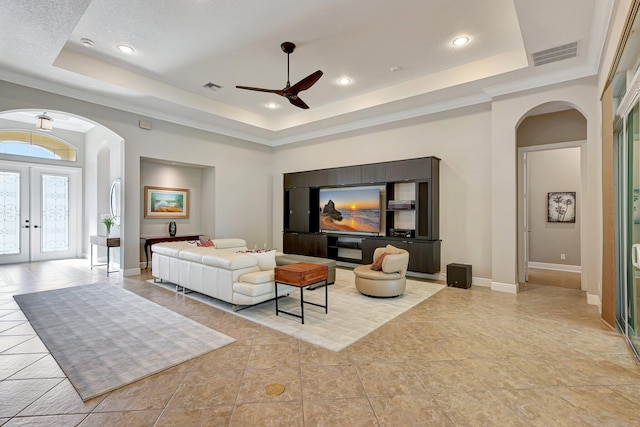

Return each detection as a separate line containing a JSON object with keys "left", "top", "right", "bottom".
{"left": 141, "top": 234, "right": 202, "bottom": 269}
{"left": 90, "top": 235, "right": 120, "bottom": 276}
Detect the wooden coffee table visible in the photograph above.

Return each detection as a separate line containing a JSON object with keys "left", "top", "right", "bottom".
{"left": 274, "top": 262, "right": 329, "bottom": 324}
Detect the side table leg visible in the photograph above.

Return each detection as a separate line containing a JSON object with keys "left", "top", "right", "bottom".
{"left": 106, "top": 246, "right": 110, "bottom": 277}
{"left": 325, "top": 280, "right": 328, "bottom": 313}
{"left": 145, "top": 242, "right": 150, "bottom": 269}
{"left": 300, "top": 288, "right": 304, "bottom": 324}
{"left": 90, "top": 244, "right": 93, "bottom": 270}
{"left": 275, "top": 282, "right": 279, "bottom": 316}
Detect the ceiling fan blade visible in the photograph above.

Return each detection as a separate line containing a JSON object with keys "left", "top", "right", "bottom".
{"left": 236, "top": 85, "right": 282, "bottom": 95}
{"left": 288, "top": 96, "right": 309, "bottom": 109}
{"left": 289, "top": 70, "right": 323, "bottom": 93}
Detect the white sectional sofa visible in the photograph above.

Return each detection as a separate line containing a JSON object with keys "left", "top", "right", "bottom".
{"left": 151, "top": 238, "right": 294, "bottom": 308}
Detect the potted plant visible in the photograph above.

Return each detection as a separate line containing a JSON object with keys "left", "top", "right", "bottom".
{"left": 101, "top": 214, "right": 115, "bottom": 237}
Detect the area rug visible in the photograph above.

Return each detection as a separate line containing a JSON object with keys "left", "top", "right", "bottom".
{"left": 14, "top": 283, "right": 235, "bottom": 401}
{"left": 150, "top": 268, "right": 445, "bottom": 352}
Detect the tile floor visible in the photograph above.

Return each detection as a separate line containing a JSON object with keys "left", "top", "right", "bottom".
{"left": 1, "top": 259, "right": 639, "bottom": 426}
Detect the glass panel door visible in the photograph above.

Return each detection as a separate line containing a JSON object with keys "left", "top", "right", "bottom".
{"left": 29, "top": 166, "right": 78, "bottom": 261}
{"left": 0, "top": 165, "right": 29, "bottom": 263}
{"left": 628, "top": 104, "right": 640, "bottom": 349}
{"left": 0, "top": 162, "right": 79, "bottom": 264}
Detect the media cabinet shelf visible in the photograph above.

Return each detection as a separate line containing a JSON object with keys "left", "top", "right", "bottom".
{"left": 283, "top": 156, "right": 440, "bottom": 274}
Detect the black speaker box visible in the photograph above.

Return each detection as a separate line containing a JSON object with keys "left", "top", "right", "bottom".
{"left": 447, "top": 263, "right": 472, "bottom": 288}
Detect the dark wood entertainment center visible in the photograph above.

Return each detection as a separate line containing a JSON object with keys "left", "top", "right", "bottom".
{"left": 283, "top": 156, "right": 441, "bottom": 274}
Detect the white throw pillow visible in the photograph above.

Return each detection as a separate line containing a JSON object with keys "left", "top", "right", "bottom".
{"left": 240, "top": 249, "right": 276, "bottom": 271}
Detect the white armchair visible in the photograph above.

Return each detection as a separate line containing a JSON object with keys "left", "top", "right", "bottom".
{"left": 353, "top": 245, "right": 409, "bottom": 297}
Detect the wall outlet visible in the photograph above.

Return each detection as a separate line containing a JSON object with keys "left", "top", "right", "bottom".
{"left": 560, "top": 253, "right": 566, "bottom": 260}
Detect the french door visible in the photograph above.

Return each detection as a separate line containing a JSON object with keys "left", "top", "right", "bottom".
{"left": 0, "top": 162, "right": 80, "bottom": 264}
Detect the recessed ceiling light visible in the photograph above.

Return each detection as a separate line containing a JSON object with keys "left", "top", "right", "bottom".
{"left": 80, "top": 38, "right": 94, "bottom": 47}
{"left": 266, "top": 102, "right": 279, "bottom": 109}
{"left": 390, "top": 66, "right": 402, "bottom": 72}
{"left": 337, "top": 77, "right": 352, "bottom": 85}
{"left": 117, "top": 44, "right": 135, "bottom": 54}
{"left": 452, "top": 36, "right": 470, "bottom": 47}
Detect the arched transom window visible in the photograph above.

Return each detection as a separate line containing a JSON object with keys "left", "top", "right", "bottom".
{"left": 0, "top": 130, "right": 77, "bottom": 161}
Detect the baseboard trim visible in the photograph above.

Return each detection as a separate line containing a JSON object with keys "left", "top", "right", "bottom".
{"left": 123, "top": 267, "right": 141, "bottom": 277}
{"left": 587, "top": 292, "right": 601, "bottom": 309}
{"left": 491, "top": 281, "right": 519, "bottom": 293}
{"left": 528, "top": 262, "right": 581, "bottom": 273}
{"left": 471, "top": 277, "right": 492, "bottom": 287}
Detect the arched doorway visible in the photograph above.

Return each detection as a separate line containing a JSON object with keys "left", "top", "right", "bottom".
{"left": 516, "top": 103, "right": 587, "bottom": 291}
{"left": 0, "top": 109, "right": 124, "bottom": 268}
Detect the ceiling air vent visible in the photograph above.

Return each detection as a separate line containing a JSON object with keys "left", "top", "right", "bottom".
{"left": 532, "top": 42, "right": 578, "bottom": 67}
{"left": 203, "top": 82, "right": 223, "bottom": 91}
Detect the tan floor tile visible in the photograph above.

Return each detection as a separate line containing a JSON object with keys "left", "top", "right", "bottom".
{"left": 301, "top": 364, "right": 365, "bottom": 400}
{"left": 230, "top": 401, "right": 303, "bottom": 427}
{"left": 189, "top": 344, "right": 251, "bottom": 372}
{"left": 77, "top": 409, "right": 162, "bottom": 427}
{"left": 3, "top": 260, "right": 640, "bottom": 426}
{"left": 356, "top": 362, "right": 426, "bottom": 396}
{"left": 432, "top": 390, "right": 529, "bottom": 427}
{"left": 609, "top": 383, "right": 640, "bottom": 402}
{"left": 166, "top": 368, "right": 244, "bottom": 408}
{"left": 550, "top": 386, "right": 640, "bottom": 425}
{"left": 369, "top": 394, "right": 454, "bottom": 426}
{"left": 491, "top": 388, "right": 601, "bottom": 426}
{"left": 236, "top": 366, "right": 302, "bottom": 404}
{"left": 3, "top": 414, "right": 87, "bottom": 426}
{"left": 298, "top": 341, "right": 352, "bottom": 366}
{"left": 463, "top": 358, "right": 540, "bottom": 390}
{"left": 155, "top": 405, "right": 233, "bottom": 427}
{"left": 303, "top": 398, "right": 378, "bottom": 426}
{"left": 93, "top": 369, "right": 186, "bottom": 412}
{"left": 247, "top": 343, "right": 300, "bottom": 370}
{"left": 409, "top": 359, "right": 486, "bottom": 392}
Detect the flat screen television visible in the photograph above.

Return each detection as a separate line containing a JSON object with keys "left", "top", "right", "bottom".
{"left": 319, "top": 186, "right": 381, "bottom": 234}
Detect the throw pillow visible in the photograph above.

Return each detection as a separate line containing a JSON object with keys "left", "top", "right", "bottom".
{"left": 239, "top": 249, "right": 276, "bottom": 271}
{"left": 385, "top": 244, "right": 400, "bottom": 254}
{"left": 370, "top": 252, "right": 388, "bottom": 271}
{"left": 198, "top": 239, "right": 215, "bottom": 247}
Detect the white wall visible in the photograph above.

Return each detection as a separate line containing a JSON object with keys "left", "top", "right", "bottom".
{"left": 0, "top": 81, "right": 274, "bottom": 275}
{"left": 491, "top": 78, "right": 600, "bottom": 297}
{"left": 273, "top": 77, "right": 601, "bottom": 299}
{"left": 527, "top": 147, "right": 582, "bottom": 266}
{"left": 0, "top": 75, "right": 602, "bottom": 299}
{"left": 273, "top": 104, "right": 494, "bottom": 280}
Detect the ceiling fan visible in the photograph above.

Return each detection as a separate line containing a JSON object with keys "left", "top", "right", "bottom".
{"left": 236, "top": 42, "right": 323, "bottom": 109}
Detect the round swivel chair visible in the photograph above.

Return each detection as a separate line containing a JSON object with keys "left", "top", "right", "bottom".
{"left": 353, "top": 246, "right": 409, "bottom": 297}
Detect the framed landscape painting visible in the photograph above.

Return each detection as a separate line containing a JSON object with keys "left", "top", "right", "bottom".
{"left": 144, "top": 186, "right": 189, "bottom": 218}
{"left": 547, "top": 191, "right": 576, "bottom": 223}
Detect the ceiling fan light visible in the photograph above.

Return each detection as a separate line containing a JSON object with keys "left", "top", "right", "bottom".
{"left": 35, "top": 112, "right": 53, "bottom": 131}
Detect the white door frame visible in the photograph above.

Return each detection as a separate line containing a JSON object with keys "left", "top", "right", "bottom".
{"left": 517, "top": 140, "right": 587, "bottom": 290}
